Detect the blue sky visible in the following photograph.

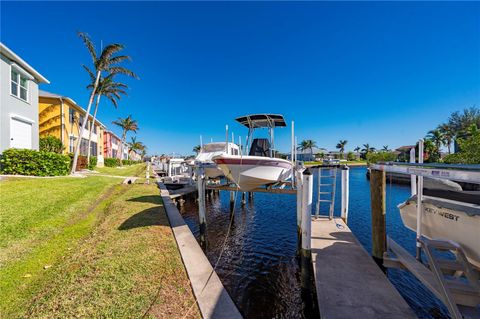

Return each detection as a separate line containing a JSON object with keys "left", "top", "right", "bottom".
{"left": 2, "top": 1, "right": 479, "bottom": 155}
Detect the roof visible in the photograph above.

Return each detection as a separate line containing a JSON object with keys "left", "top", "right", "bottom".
{"left": 396, "top": 145, "right": 415, "bottom": 151}
{"left": 39, "top": 90, "right": 106, "bottom": 128}
{"left": 235, "top": 114, "right": 287, "bottom": 128}
{"left": 1, "top": 43, "right": 49, "bottom": 84}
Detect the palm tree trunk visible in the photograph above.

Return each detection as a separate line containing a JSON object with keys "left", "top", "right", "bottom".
{"left": 86, "top": 94, "right": 101, "bottom": 165}
{"left": 119, "top": 131, "right": 126, "bottom": 166}
{"left": 71, "top": 70, "right": 101, "bottom": 174}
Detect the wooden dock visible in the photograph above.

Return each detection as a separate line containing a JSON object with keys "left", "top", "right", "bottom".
{"left": 311, "top": 217, "right": 416, "bottom": 319}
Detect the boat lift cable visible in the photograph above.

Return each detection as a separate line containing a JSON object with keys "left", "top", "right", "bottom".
{"left": 182, "top": 153, "right": 245, "bottom": 318}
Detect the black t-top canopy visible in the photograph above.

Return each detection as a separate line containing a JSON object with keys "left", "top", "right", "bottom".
{"left": 235, "top": 114, "right": 287, "bottom": 128}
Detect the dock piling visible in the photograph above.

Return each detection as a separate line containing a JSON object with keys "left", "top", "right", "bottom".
{"left": 341, "top": 166, "right": 350, "bottom": 223}
{"left": 241, "top": 192, "right": 246, "bottom": 205}
{"left": 369, "top": 169, "right": 386, "bottom": 264}
{"left": 196, "top": 167, "right": 207, "bottom": 246}
{"left": 301, "top": 169, "right": 313, "bottom": 255}
{"left": 296, "top": 168, "right": 304, "bottom": 248}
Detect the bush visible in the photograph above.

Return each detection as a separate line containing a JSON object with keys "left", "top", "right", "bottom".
{"left": 104, "top": 157, "right": 121, "bottom": 167}
{"left": 0, "top": 148, "right": 70, "bottom": 176}
{"left": 366, "top": 151, "right": 397, "bottom": 164}
{"left": 88, "top": 156, "right": 97, "bottom": 170}
{"left": 347, "top": 151, "right": 356, "bottom": 161}
{"left": 122, "top": 159, "right": 140, "bottom": 165}
{"left": 443, "top": 126, "right": 480, "bottom": 164}
{"left": 39, "top": 136, "right": 64, "bottom": 154}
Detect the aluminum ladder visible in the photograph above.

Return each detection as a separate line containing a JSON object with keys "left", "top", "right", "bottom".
{"left": 420, "top": 237, "right": 480, "bottom": 319}
{"left": 315, "top": 166, "right": 337, "bottom": 219}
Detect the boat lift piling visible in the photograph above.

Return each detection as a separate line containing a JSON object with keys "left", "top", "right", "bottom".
{"left": 369, "top": 168, "right": 387, "bottom": 264}
{"left": 196, "top": 166, "right": 207, "bottom": 246}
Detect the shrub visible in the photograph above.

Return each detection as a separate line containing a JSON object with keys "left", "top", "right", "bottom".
{"left": 88, "top": 156, "right": 97, "bottom": 170}
{"left": 0, "top": 148, "right": 70, "bottom": 176}
{"left": 39, "top": 136, "right": 64, "bottom": 154}
{"left": 105, "top": 157, "right": 121, "bottom": 167}
{"left": 366, "top": 151, "right": 397, "bottom": 164}
{"left": 122, "top": 159, "right": 140, "bottom": 165}
{"left": 443, "top": 126, "right": 480, "bottom": 164}
{"left": 347, "top": 151, "right": 356, "bottom": 161}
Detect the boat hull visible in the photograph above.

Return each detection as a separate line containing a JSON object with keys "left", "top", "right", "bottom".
{"left": 213, "top": 155, "right": 292, "bottom": 191}
{"left": 398, "top": 196, "right": 480, "bottom": 269}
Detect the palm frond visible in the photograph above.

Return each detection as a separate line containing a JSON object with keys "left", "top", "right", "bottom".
{"left": 107, "top": 66, "right": 139, "bottom": 79}
{"left": 77, "top": 32, "right": 97, "bottom": 64}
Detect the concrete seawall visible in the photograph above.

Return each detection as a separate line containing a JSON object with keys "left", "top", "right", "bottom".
{"left": 158, "top": 182, "right": 242, "bottom": 319}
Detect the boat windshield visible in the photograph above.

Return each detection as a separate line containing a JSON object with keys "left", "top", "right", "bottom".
{"left": 202, "top": 143, "right": 227, "bottom": 152}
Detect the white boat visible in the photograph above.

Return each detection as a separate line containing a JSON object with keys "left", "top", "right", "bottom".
{"left": 195, "top": 142, "right": 240, "bottom": 179}
{"left": 398, "top": 187, "right": 480, "bottom": 269}
{"left": 213, "top": 114, "right": 293, "bottom": 191}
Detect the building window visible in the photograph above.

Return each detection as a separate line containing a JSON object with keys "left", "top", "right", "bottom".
{"left": 90, "top": 141, "right": 97, "bottom": 157}
{"left": 93, "top": 124, "right": 97, "bottom": 134}
{"left": 11, "top": 67, "right": 29, "bottom": 102}
{"left": 80, "top": 138, "right": 89, "bottom": 156}
{"left": 69, "top": 136, "right": 77, "bottom": 153}
{"left": 112, "top": 150, "right": 117, "bottom": 158}
{"left": 69, "top": 109, "right": 75, "bottom": 123}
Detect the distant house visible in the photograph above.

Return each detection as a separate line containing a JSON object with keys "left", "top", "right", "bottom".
{"left": 0, "top": 43, "right": 49, "bottom": 153}
{"left": 395, "top": 145, "right": 415, "bottom": 162}
{"left": 38, "top": 90, "right": 106, "bottom": 166}
{"left": 287, "top": 147, "right": 326, "bottom": 162}
{"left": 104, "top": 130, "right": 123, "bottom": 159}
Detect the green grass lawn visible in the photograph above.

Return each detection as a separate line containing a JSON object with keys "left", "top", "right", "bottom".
{"left": 95, "top": 163, "right": 147, "bottom": 177}
{"left": 0, "top": 177, "right": 199, "bottom": 318}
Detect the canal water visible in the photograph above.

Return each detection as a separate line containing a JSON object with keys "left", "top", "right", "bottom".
{"left": 178, "top": 166, "right": 449, "bottom": 318}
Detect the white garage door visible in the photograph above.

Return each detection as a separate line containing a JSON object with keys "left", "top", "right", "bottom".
{"left": 10, "top": 118, "right": 32, "bottom": 149}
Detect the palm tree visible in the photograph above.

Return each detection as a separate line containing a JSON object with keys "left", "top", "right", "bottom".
{"left": 354, "top": 146, "right": 361, "bottom": 153}
{"left": 112, "top": 115, "right": 138, "bottom": 165}
{"left": 298, "top": 139, "right": 317, "bottom": 161}
{"left": 361, "top": 143, "right": 375, "bottom": 158}
{"left": 438, "top": 123, "right": 454, "bottom": 154}
{"left": 85, "top": 71, "right": 130, "bottom": 163}
{"left": 71, "top": 31, "right": 137, "bottom": 174}
{"left": 336, "top": 140, "right": 348, "bottom": 159}
{"left": 426, "top": 129, "right": 444, "bottom": 154}
{"left": 382, "top": 145, "right": 389, "bottom": 152}
{"left": 128, "top": 136, "right": 146, "bottom": 159}
{"left": 193, "top": 145, "right": 201, "bottom": 154}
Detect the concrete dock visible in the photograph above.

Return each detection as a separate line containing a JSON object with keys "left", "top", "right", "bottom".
{"left": 311, "top": 217, "right": 416, "bottom": 319}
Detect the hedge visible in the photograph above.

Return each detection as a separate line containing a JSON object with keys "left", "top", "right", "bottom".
{"left": 88, "top": 156, "right": 97, "bottom": 170}
{"left": 39, "top": 136, "right": 64, "bottom": 154}
{"left": 122, "top": 159, "right": 141, "bottom": 166}
{"left": 104, "top": 157, "right": 121, "bottom": 167}
{"left": 0, "top": 148, "right": 71, "bottom": 176}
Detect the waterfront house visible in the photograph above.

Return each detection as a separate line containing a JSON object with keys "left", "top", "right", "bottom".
{"left": 38, "top": 90, "right": 106, "bottom": 166}
{"left": 0, "top": 43, "right": 49, "bottom": 153}
{"left": 288, "top": 147, "right": 326, "bottom": 162}
{"left": 395, "top": 145, "right": 415, "bottom": 162}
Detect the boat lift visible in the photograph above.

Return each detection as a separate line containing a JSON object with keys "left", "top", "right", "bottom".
{"left": 370, "top": 142, "right": 480, "bottom": 319}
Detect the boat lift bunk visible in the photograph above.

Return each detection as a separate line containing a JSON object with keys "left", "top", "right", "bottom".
{"left": 371, "top": 160, "right": 480, "bottom": 319}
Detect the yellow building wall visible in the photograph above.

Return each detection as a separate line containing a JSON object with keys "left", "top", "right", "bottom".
{"left": 39, "top": 97, "right": 63, "bottom": 141}
{"left": 38, "top": 96, "right": 105, "bottom": 159}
